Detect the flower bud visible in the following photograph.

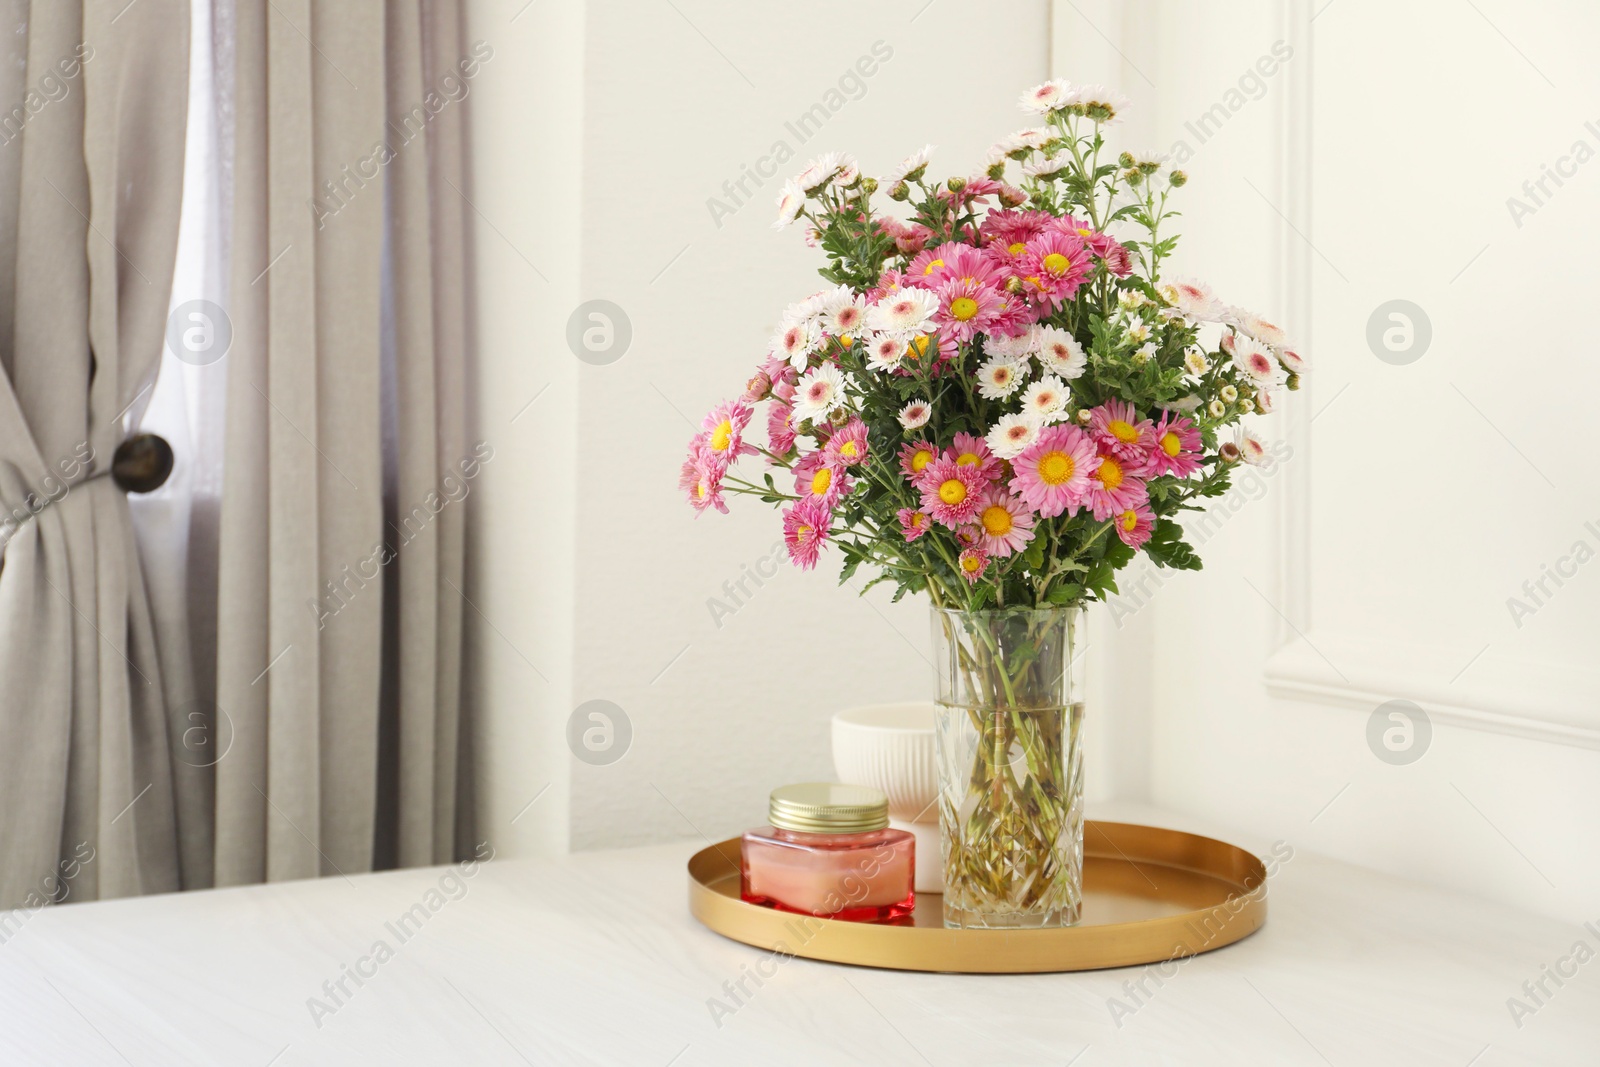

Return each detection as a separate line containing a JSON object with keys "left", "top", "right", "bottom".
{"left": 1239, "top": 397, "right": 1255, "bottom": 413}
{"left": 1286, "top": 372, "right": 1302, "bottom": 391}
{"left": 1118, "top": 151, "right": 1136, "bottom": 169}
{"left": 946, "top": 176, "right": 967, "bottom": 193}
{"left": 1208, "top": 399, "right": 1227, "bottom": 418}
{"left": 860, "top": 177, "right": 878, "bottom": 195}
{"left": 1123, "top": 168, "right": 1143, "bottom": 186}
{"left": 888, "top": 180, "right": 910, "bottom": 202}
{"left": 1220, "top": 384, "right": 1238, "bottom": 403}
{"left": 986, "top": 162, "right": 1006, "bottom": 180}
{"left": 1219, "top": 441, "right": 1241, "bottom": 463}
{"left": 1168, "top": 170, "right": 1188, "bottom": 187}
{"left": 1005, "top": 276, "right": 1024, "bottom": 295}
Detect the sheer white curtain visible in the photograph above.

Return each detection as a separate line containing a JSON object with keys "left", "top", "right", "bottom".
{"left": 127, "top": 0, "right": 230, "bottom": 891}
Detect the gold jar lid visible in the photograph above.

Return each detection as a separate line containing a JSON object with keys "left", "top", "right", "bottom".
{"left": 769, "top": 783, "right": 889, "bottom": 834}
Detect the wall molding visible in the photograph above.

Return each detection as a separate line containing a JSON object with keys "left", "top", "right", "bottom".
{"left": 1264, "top": 0, "right": 1598, "bottom": 749}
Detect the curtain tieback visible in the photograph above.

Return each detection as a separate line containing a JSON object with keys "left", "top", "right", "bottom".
{"left": 0, "top": 433, "right": 173, "bottom": 551}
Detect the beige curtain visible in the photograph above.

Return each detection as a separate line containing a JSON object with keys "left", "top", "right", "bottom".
{"left": 0, "top": 0, "right": 193, "bottom": 907}
{"left": 213, "top": 0, "right": 469, "bottom": 884}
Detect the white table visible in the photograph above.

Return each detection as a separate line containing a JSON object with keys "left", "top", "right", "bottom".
{"left": 1, "top": 804, "right": 1594, "bottom": 1066}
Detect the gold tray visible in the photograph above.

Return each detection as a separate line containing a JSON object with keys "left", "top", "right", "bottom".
{"left": 688, "top": 820, "right": 1267, "bottom": 973}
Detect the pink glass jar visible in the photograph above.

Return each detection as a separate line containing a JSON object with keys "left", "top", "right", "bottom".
{"left": 740, "top": 783, "right": 914, "bottom": 922}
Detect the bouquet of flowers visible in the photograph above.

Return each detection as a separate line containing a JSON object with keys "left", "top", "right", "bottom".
{"left": 682, "top": 79, "right": 1302, "bottom": 927}
{"left": 680, "top": 80, "right": 1301, "bottom": 612}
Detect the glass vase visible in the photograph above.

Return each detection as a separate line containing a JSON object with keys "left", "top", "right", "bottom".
{"left": 931, "top": 605, "right": 1086, "bottom": 929}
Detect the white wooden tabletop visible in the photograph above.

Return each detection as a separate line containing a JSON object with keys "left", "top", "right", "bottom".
{"left": 0, "top": 803, "right": 1593, "bottom": 1066}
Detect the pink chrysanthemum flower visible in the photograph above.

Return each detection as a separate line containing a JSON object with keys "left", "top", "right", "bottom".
{"left": 783, "top": 499, "right": 832, "bottom": 570}
{"left": 1083, "top": 449, "right": 1148, "bottom": 521}
{"left": 767, "top": 382, "right": 797, "bottom": 457}
{"left": 1089, "top": 399, "right": 1156, "bottom": 465}
{"left": 897, "top": 507, "right": 932, "bottom": 543}
{"left": 974, "top": 487, "right": 1036, "bottom": 558}
{"left": 947, "top": 432, "right": 1004, "bottom": 484}
{"left": 1113, "top": 500, "right": 1155, "bottom": 550}
{"left": 980, "top": 209, "right": 1052, "bottom": 257}
{"left": 825, "top": 418, "right": 869, "bottom": 467}
{"left": 932, "top": 277, "right": 1006, "bottom": 344}
{"left": 916, "top": 456, "right": 986, "bottom": 529}
{"left": 957, "top": 546, "right": 990, "bottom": 584}
{"left": 792, "top": 451, "right": 852, "bottom": 508}
{"left": 899, "top": 439, "right": 938, "bottom": 480}
{"left": 1010, "top": 424, "right": 1098, "bottom": 519}
{"left": 1146, "top": 414, "right": 1203, "bottom": 478}
{"left": 697, "top": 400, "right": 758, "bottom": 465}
{"left": 1052, "top": 216, "right": 1132, "bottom": 277}
{"left": 1017, "top": 230, "right": 1091, "bottom": 313}
{"left": 907, "top": 242, "right": 1001, "bottom": 289}
{"left": 680, "top": 447, "right": 728, "bottom": 516}
{"left": 954, "top": 523, "right": 982, "bottom": 548}
{"left": 876, "top": 216, "right": 933, "bottom": 255}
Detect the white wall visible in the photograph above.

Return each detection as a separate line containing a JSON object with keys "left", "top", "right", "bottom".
{"left": 467, "top": 1, "right": 1054, "bottom": 853}
{"left": 1057, "top": 0, "right": 1600, "bottom": 923}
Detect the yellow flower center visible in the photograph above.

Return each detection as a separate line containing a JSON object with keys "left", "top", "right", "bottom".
{"left": 910, "top": 512, "right": 925, "bottom": 528}
{"left": 1120, "top": 509, "right": 1139, "bottom": 531}
{"left": 911, "top": 449, "right": 933, "bottom": 473}
{"left": 1076, "top": 227, "right": 1093, "bottom": 237}
{"left": 1160, "top": 432, "right": 1181, "bottom": 457}
{"left": 1007, "top": 241, "right": 1027, "bottom": 255}
{"left": 1097, "top": 457, "right": 1124, "bottom": 490}
{"left": 839, "top": 335, "right": 853, "bottom": 348}
{"left": 796, "top": 523, "right": 813, "bottom": 540}
{"left": 1042, "top": 252, "right": 1070, "bottom": 275}
{"left": 1038, "top": 451, "right": 1073, "bottom": 486}
{"left": 938, "top": 479, "right": 967, "bottom": 506}
{"left": 961, "top": 555, "right": 982, "bottom": 574}
{"left": 811, "top": 468, "right": 832, "bottom": 495}
{"left": 696, "top": 482, "right": 707, "bottom": 500}
{"left": 839, "top": 440, "right": 858, "bottom": 457}
{"left": 1108, "top": 419, "right": 1139, "bottom": 444}
{"left": 921, "top": 257, "right": 945, "bottom": 276}
{"left": 709, "top": 420, "right": 733, "bottom": 451}
{"left": 956, "top": 452, "right": 980, "bottom": 467}
{"left": 950, "top": 297, "right": 978, "bottom": 321}
{"left": 981, "top": 505, "right": 1013, "bottom": 536}
{"left": 907, "top": 334, "right": 931, "bottom": 359}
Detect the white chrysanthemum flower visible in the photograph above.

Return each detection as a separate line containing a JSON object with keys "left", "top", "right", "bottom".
{"left": 1022, "top": 155, "right": 1071, "bottom": 180}
{"left": 1133, "top": 342, "right": 1157, "bottom": 364}
{"left": 1118, "top": 289, "right": 1150, "bottom": 311}
{"left": 832, "top": 155, "right": 860, "bottom": 187}
{"left": 1014, "top": 127, "right": 1056, "bottom": 148}
{"left": 820, "top": 287, "right": 867, "bottom": 338}
{"left": 1167, "top": 278, "right": 1223, "bottom": 321}
{"left": 1074, "top": 84, "right": 1130, "bottom": 123}
{"left": 773, "top": 180, "right": 805, "bottom": 230}
{"left": 1279, "top": 347, "right": 1307, "bottom": 375}
{"left": 982, "top": 331, "right": 1034, "bottom": 361}
{"left": 1255, "top": 388, "right": 1278, "bottom": 414}
{"left": 883, "top": 144, "right": 934, "bottom": 184}
{"left": 1164, "top": 395, "right": 1203, "bottom": 413}
{"left": 1231, "top": 336, "right": 1288, "bottom": 388}
{"left": 976, "top": 357, "right": 1028, "bottom": 400}
{"left": 1184, "top": 350, "right": 1210, "bottom": 375}
{"left": 987, "top": 413, "right": 1041, "bottom": 460}
{"left": 793, "top": 364, "right": 846, "bottom": 423}
{"left": 1019, "top": 79, "right": 1076, "bottom": 114}
{"left": 898, "top": 399, "right": 931, "bottom": 430}
{"left": 1035, "top": 326, "right": 1086, "bottom": 379}
{"left": 865, "top": 333, "right": 904, "bottom": 372}
{"left": 1021, "top": 374, "right": 1069, "bottom": 424}
{"left": 867, "top": 288, "right": 937, "bottom": 335}
{"left": 1125, "top": 320, "right": 1152, "bottom": 344}
{"left": 792, "top": 152, "right": 843, "bottom": 194}
{"left": 771, "top": 318, "right": 820, "bottom": 371}
{"left": 1225, "top": 305, "right": 1290, "bottom": 347}
{"left": 1238, "top": 428, "right": 1270, "bottom": 466}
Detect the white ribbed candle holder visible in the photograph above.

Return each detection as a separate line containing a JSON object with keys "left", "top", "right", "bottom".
{"left": 830, "top": 702, "right": 942, "bottom": 894}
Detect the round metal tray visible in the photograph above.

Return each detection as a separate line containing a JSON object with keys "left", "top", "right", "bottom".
{"left": 687, "top": 820, "right": 1267, "bottom": 973}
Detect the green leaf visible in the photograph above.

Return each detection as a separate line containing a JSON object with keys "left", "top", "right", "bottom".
{"left": 1046, "top": 582, "right": 1082, "bottom": 605}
